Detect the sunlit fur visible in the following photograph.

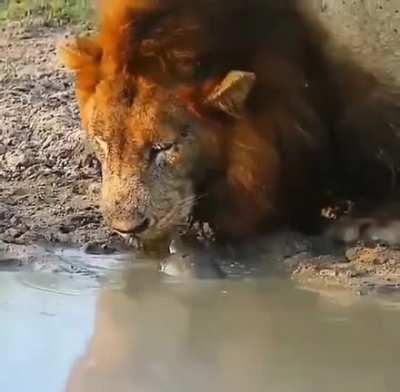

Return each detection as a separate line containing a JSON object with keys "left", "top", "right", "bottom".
{"left": 61, "top": 0, "right": 400, "bottom": 241}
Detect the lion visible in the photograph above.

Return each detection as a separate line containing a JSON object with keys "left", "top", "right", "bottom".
{"left": 61, "top": 0, "right": 400, "bottom": 246}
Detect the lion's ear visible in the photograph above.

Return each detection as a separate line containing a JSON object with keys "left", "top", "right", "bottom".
{"left": 59, "top": 37, "right": 103, "bottom": 108}
{"left": 205, "top": 71, "right": 256, "bottom": 118}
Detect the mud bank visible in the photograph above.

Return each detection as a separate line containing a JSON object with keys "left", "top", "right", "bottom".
{"left": 0, "top": 25, "right": 122, "bottom": 247}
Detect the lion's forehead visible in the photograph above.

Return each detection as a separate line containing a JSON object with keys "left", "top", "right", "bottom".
{"left": 93, "top": 78, "right": 190, "bottom": 146}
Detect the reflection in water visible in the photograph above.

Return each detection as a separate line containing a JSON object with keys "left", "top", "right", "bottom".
{"left": 1, "top": 251, "right": 400, "bottom": 392}
{"left": 65, "top": 266, "right": 400, "bottom": 392}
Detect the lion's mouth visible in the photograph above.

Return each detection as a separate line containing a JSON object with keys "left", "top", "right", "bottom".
{"left": 114, "top": 231, "right": 142, "bottom": 248}
{"left": 113, "top": 218, "right": 150, "bottom": 237}
{"left": 113, "top": 218, "right": 173, "bottom": 249}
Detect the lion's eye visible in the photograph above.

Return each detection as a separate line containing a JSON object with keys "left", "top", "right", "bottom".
{"left": 149, "top": 142, "right": 174, "bottom": 162}
{"left": 180, "top": 125, "right": 190, "bottom": 138}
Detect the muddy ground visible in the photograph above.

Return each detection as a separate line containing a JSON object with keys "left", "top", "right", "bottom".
{"left": 1, "top": 24, "right": 400, "bottom": 297}
{"left": 0, "top": 24, "right": 117, "bottom": 246}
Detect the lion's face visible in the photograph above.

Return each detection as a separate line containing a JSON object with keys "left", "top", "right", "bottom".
{"left": 86, "top": 77, "right": 211, "bottom": 241}
{"left": 61, "top": 35, "right": 256, "bottom": 241}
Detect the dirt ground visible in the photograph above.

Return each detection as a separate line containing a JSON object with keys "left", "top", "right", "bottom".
{"left": 1, "top": 24, "right": 400, "bottom": 297}
{"left": 0, "top": 24, "right": 120, "bottom": 246}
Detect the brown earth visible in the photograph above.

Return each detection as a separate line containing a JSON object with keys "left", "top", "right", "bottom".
{"left": 1, "top": 24, "right": 400, "bottom": 297}
{"left": 0, "top": 24, "right": 121, "bottom": 247}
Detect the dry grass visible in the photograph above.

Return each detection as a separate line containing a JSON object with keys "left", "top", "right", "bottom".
{"left": 0, "top": 0, "right": 95, "bottom": 27}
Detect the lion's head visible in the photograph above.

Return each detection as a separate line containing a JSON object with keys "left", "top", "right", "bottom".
{"left": 61, "top": 35, "right": 256, "bottom": 241}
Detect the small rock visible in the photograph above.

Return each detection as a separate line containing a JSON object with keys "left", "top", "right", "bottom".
{"left": 4, "top": 228, "right": 20, "bottom": 238}
{"left": 345, "top": 247, "right": 360, "bottom": 261}
{"left": 83, "top": 241, "right": 116, "bottom": 255}
{"left": 319, "top": 268, "right": 338, "bottom": 277}
{"left": 160, "top": 254, "right": 193, "bottom": 278}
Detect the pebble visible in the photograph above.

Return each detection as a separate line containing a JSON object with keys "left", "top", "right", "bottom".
{"left": 83, "top": 241, "right": 116, "bottom": 255}
{"left": 160, "top": 254, "right": 193, "bottom": 278}
{"left": 4, "top": 228, "right": 20, "bottom": 238}
{"left": 345, "top": 247, "right": 361, "bottom": 260}
{"left": 319, "top": 269, "right": 338, "bottom": 277}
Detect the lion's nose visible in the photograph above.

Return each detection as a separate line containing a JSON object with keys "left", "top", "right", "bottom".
{"left": 112, "top": 217, "right": 150, "bottom": 236}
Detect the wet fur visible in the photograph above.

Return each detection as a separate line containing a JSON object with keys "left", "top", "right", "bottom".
{"left": 62, "top": 0, "right": 400, "bottom": 241}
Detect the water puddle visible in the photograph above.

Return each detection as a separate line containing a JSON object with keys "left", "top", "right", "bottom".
{"left": 15, "top": 247, "right": 160, "bottom": 296}
{"left": 1, "top": 248, "right": 400, "bottom": 392}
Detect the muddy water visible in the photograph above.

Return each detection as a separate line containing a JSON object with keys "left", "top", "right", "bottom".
{"left": 1, "top": 251, "right": 400, "bottom": 392}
